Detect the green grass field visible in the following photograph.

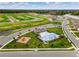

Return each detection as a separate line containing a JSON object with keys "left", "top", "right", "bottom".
{"left": 0, "top": 13, "right": 50, "bottom": 32}
{"left": 3, "top": 28, "right": 72, "bottom": 49}
{"left": 0, "top": 14, "right": 9, "bottom": 22}
{"left": 47, "top": 28, "right": 63, "bottom": 35}
{"left": 10, "top": 13, "right": 36, "bottom": 21}
{"left": 0, "top": 19, "right": 50, "bottom": 32}
{"left": 0, "top": 13, "right": 42, "bottom": 22}
{"left": 71, "top": 29, "right": 77, "bottom": 31}
{"left": 0, "top": 13, "right": 61, "bottom": 32}
{"left": 74, "top": 32, "right": 79, "bottom": 37}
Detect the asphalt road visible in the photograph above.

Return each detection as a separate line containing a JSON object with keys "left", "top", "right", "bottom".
{"left": 62, "top": 19, "right": 79, "bottom": 48}
{"left": 0, "top": 51, "right": 77, "bottom": 57}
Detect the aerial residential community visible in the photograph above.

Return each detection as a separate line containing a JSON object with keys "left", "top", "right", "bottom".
{"left": 0, "top": 2, "right": 79, "bottom": 57}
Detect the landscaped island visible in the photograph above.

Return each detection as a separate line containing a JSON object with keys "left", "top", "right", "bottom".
{"left": 3, "top": 27, "right": 72, "bottom": 48}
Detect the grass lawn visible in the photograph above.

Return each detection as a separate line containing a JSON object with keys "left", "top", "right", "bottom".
{"left": 74, "top": 32, "right": 79, "bottom": 37}
{"left": 68, "top": 20, "right": 74, "bottom": 28}
{"left": 0, "top": 19, "right": 61, "bottom": 32}
{"left": 51, "top": 22, "right": 61, "bottom": 25}
{"left": 3, "top": 28, "right": 72, "bottom": 49}
{"left": 47, "top": 27, "right": 63, "bottom": 35}
{"left": 0, "top": 14, "right": 9, "bottom": 22}
{"left": 0, "top": 19, "right": 50, "bottom": 32}
{"left": 7, "top": 13, "right": 48, "bottom": 21}
{"left": 71, "top": 29, "right": 77, "bottom": 31}
{"left": 0, "top": 13, "right": 51, "bottom": 32}
{"left": 12, "top": 14, "right": 35, "bottom": 21}
{"left": 0, "top": 13, "right": 62, "bottom": 32}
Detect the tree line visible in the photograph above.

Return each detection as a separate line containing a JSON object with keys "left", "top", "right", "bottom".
{"left": 0, "top": 10, "right": 79, "bottom": 15}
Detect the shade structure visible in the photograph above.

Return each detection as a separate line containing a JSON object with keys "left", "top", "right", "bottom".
{"left": 39, "top": 31, "right": 59, "bottom": 42}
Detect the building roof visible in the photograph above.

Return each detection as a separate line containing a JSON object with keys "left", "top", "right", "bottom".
{"left": 39, "top": 31, "right": 59, "bottom": 42}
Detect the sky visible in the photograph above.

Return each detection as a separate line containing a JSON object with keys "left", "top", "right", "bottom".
{"left": 0, "top": 2, "right": 79, "bottom": 10}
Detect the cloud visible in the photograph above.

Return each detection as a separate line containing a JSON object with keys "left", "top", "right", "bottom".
{"left": 0, "top": 2, "right": 79, "bottom": 10}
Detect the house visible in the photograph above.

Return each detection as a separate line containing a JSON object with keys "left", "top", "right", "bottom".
{"left": 39, "top": 31, "right": 59, "bottom": 43}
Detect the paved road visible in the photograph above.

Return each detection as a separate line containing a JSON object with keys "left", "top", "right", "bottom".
{"left": 62, "top": 18, "right": 79, "bottom": 48}
{"left": 0, "top": 51, "right": 77, "bottom": 57}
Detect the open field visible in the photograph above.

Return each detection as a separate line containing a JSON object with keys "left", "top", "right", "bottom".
{"left": 0, "top": 13, "right": 61, "bottom": 32}
{"left": 0, "top": 19, "right": 50, "bottom": 32}
{"left": 47, "top": 27, "right": 63, "bottom": 35}
{"left": 3, "top": 28, "right": 72, "bottom": 49}
{"left": 1, "top": 13, "right": 49, "bottom": 21}
{"left": 0, "top": 13, "right": 49, "bottom": 32}
{"left": 7, "top": 13, "right": 37, "bottom": 21}
{"left": 0, "top": 14, "right": 9, "bottom": 22}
